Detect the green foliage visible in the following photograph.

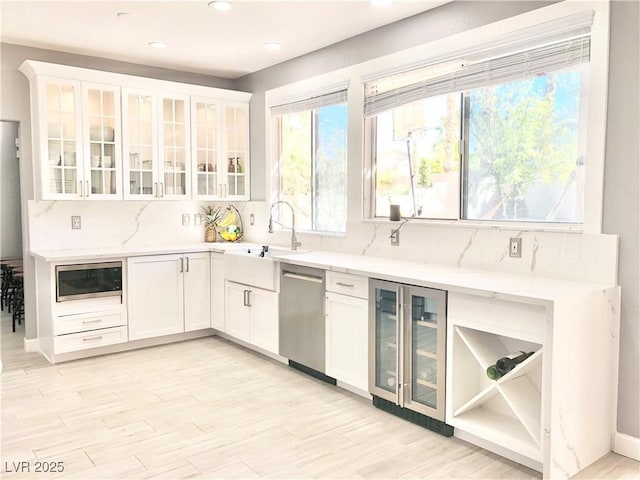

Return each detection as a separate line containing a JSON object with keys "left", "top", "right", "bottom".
{"left": 467, "top": 73, "right": 580, "bottom": 218}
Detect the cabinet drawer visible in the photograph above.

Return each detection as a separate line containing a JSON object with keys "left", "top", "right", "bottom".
{"left": 326, "top": 271, "right": 368, "bottom": 299}
{"left": 54, "top": 326, "right": 128, "bottom": 354}
{"left": 54, "top": 310, "right": 125, "bottom": 335}
{"left": 448, "top": 292, "right": 547, "bottom": 342}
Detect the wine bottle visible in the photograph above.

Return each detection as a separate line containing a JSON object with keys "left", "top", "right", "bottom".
{"left": 486, "top": 351, "right": 534, "bottom": 380}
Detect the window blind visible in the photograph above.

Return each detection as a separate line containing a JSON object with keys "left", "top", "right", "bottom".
{"left": 271, "top": 89, "right": 348, "bottom": 117}
{"left": 365, "top": 31, "right": 591, "bottom": 117}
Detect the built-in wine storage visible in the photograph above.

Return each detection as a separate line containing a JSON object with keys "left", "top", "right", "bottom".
{"left": 446, "top": 291, "right": 547, "bottom": 471}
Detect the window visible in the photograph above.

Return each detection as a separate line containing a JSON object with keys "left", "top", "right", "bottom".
{"left": 271, "top": 90, "right": 348, "bottom": 234}
{"left": 366, "top": 25, "right": 591, "bottom": 224}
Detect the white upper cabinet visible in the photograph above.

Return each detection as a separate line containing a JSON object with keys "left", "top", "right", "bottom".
{"left": 34, "top": 78, "right": 123, "bottom": 200}
{"left": 192, "top": 98, "right": 249, "bottom": 201}
{"left": 122, "top": 88, "right": 158, "bottom": 199}
{"left": 159, "top": 94, "right": 191, "bottom": 199}
{"left": 83, "top": 84, "right": 122, "bottom": 199}
{"left": 42, "top": 80, "right": 84, "bottom": 199}
{"left": 20, "top": 60, "right": 251, "bottom": 201}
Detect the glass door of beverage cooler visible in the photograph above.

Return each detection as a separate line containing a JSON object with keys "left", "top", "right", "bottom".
{"left": 404, "top": 286, "right": 447, "bottom": 421}
{"left": 369, "top": 280, "right": 400, "bottom": 403}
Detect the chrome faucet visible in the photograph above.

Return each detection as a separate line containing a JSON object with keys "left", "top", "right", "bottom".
{"left": 268, "top": 200, "right": 302, "bottom": 251}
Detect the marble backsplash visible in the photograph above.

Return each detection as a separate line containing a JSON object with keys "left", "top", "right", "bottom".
{"left": 28, "top": 199, "right": 619, "bottom": 286}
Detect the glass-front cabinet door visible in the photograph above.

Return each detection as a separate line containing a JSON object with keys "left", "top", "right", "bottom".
{"left": 192, "top": 98, "right": 220, "bottom": 198}
{"left": 42, "top": 80, "right": 83, "bottom": 198}
{"left": 223, "top": 103, "right": 249, "bottom": 199}
{"left": 159, "top": 95, "right": 190, "bottom": 198}
{"left": 192, "top": 98, "right": 250, "bottom": 200}
{"left": 370, "top": 281, "right": 400, "bottom": 402}
{"left": 82, "top": 83, "right": 121, "bottom": 199}
{"left": 405, "top": 286, "right": 447, "bottom": 420}
{"left": 123, "top": 89, "right": 158, "bottom": 199}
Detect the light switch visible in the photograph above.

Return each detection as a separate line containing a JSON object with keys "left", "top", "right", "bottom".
{"left": 182, "top": 213, "right": 190, "bottom": 226}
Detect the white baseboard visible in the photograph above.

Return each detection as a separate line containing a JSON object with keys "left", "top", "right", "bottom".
{"left": 614, "top": 432, "right": 640, "bottom": 461}
{"left": 23, "top": 337, "right": 40, "bottom": 352}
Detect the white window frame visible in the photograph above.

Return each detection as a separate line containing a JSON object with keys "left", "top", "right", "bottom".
{"left": 266, "top": 78, "right": 351, "bottom": 236}
{"left": 359, "top": 1, "right": 610, "bottom": 234}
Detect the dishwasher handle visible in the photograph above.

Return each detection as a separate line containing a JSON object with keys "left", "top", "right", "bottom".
{"left": 282, "top": 271, "right": 323, "bottom": 284}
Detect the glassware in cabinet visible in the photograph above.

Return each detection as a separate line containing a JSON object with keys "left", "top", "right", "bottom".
{"left": 192, "top": 99, "right": 220, "bottom": 198}
{"left": 224, "top": 104, "right": 248, "bottom": 198}
{"left": 123, "top": 89, "right": 157, "bottom": 198}
{"left": 83, "top": 84, "right": 121, "bottom": 198}
{"left": 44, "top": 81, "right": 82, "bottom": 197}
{"left": 160, "top": 96, "right": 190, "bottom": 198}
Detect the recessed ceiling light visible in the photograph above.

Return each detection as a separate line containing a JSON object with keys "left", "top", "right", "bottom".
{"left": 148, "top": 41, "right": 167, "bottom": 49}
{"left": 209, "top": 1, "right": 231, "bottom": 12}
{"left": 263, "top": 42, "right": 282, "bottom": 51}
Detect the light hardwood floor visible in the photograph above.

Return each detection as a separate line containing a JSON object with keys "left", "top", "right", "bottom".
{"left": 1, "top": 313, "right": 638, "bottom": 480}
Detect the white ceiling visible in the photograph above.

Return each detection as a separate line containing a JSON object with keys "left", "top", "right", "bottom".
{"left": 0, "top": 1, "right": 448, "bottom": 79}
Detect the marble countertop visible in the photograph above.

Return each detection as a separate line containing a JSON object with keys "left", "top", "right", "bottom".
{"left": 30, "top": 242, "right": 248, "bottom": 261}
{"left": 273, "top": 250, "right": 614, "bottom": 302}
{"left": 31, "top": 243, "right": 614, "bottom": 302}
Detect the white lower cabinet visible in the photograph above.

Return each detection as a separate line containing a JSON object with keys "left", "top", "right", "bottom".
{"left": 225, "top": 280, "right": 278, "bottom": 354}
{"left": 52, "top": 309, "right": 128, "bottom": 354}
{"left": 325, "top": 272, "right": 369, "bottom": 391}
{"left": 128, "top": 252, "right": 210, "bottom": 340}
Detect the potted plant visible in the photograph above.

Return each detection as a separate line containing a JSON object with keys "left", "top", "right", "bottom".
{"left": 201, "top": 205, "right": 223, "bottom": 242}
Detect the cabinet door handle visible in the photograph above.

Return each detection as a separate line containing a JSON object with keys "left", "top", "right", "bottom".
{"left": 185, "top": 256, "right": 190, "bottom": 273}
{"left": 243, "top": 289, "right": 247, "bottom": 306}
{"left": 86, "top": 181, "right": 89, "bottom": 197}
{"left": 160, "top": 182, "right": 164, "bottom": 197}
{"left": 82, "top": 319, "right": 103, "bottom": 325}
{"left": 180, "top": 257, "right": 184, "bottom": 273}
{"left": 154, "top": 182, "right": 158, "bottom": 197}
{"left": 79, "top": 181, "right": 83, "bottom": 197}
{"left": 246, "top": 289, "right": 251, "bottom": 307}
{"left": 82, "top": 335, "right": 103, "bottom": 342}
{"left": 218, "top": 184, "right": 222, "bottom": 197}
{"left": 336, "top": 282, "right": 354, "bottom": 288}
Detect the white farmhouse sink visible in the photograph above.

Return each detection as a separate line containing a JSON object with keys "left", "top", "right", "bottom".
{"left": 223, "top": 245, "right": 305, "bottom": 291}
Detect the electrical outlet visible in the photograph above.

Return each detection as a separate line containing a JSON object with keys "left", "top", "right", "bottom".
{"left": 250, "top": 213, "right": 255, "bottom": 226}
{"left": 390, "top": 229, "right": 400, "bottom": 246}
{"left": 71, "top": 216, "right": 81, "bottom": 230}
{"left": 509, "top": 237, "right": 522, "bottom": 258}
{"left": 182, "top": 213, "right": 190, "bottom": 226}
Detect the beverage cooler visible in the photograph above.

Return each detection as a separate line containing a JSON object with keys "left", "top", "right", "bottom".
{"left": 369, "top": 279, "right": 453, "bottom": 436}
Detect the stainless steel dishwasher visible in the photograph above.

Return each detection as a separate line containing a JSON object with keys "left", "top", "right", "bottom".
{"left": 279, "top": 263, "right": 334, "bottom": 382}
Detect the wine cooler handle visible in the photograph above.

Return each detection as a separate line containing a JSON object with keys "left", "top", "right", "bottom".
{"left": 397, "top": 293, "right": 403, "bottom": 406}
